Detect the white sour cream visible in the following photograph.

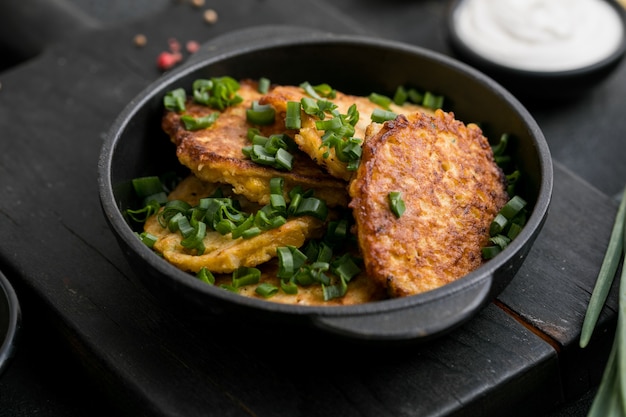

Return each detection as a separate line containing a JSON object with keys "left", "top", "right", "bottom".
{"left": 453, "top": 0, "right": 624, "bottom": 71}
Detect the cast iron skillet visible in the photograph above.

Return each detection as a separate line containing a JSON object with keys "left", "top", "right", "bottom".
{"left": 98, "top": 27, "right": 553, "bottom": 343}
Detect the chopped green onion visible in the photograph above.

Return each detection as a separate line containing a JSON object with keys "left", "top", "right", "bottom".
{"left": 240, "top": 226, "right": 262, "bottom": 239}
{"left": 388, "top": 191, "right": 406, "bottom": 218}
{"left": 492, "top": 133, "right": 509, "bottom": 156}
{"left": 315, "top": 116, "right": 343, "bottom": 131}
{"left": 180, "top": 113, "right": 219, "bottom": 131}
{"left": 258, "top": 77, "right": 270, "bottom": 94}
{"left": 280, "top": 279, "right": 298, "bottom": 294}
{"left": 489, "top": 213, "right": 508, "bottom": 236}
{"left": 407, "top": 88, "right": 424, "bottom": 104}
{"left": 300, "top": 82, "right": 336, "bottom": 99}
{"left": 368, "top": 92, "right": 392, "bottom": 110}
{"left": 481, "top": 245, "right": 502, "bottom": 259}
{"left": 489, "top": 234, "right": 511, "bottom": 250}
{"left": 132, "top": 176, "right": 164, "bottom": 199}
{"left": 232, "top": 266, "right": 261, "bottom": 288}
{"left": 371, "top": 108, "right": 397, "bottom": 123}
{"left": 422, "top": 91, "right": 444, "bottom": 109}
{"left": 163, "top": 88, "right": 186, "bottom": 112}
{"left": 323, "top": 277, "right": 348, "bottom": 300}
{"left": 192, "top": 77, "right": 243, "bottom": 110}
{"left": 246, "top": 101, "right": 276, "bottom": 125}
{"left": 285, "top": 101, "right": 302, "bottom": 130}
{"left": 275, "top": 148, "right": 294, "bottom": 170}
{"left": 138, "top": 232, "right": 158, "bottom": 248}
{"left": 197, "top": 267, "right": 215, "bottom": 285}
{"left": 331, "top": 253, "right": 361, "bottom": 282}
{"left": 293, "top": 197, "right": 328, "bottom": 220}
{"left": 255, "top": 282, "right": 278, "bottom": 298}
{"left": 500, "top": 195, "right": 527, "bottom": 220}
{"left": 277, "top": 246, "right": 308, "bottom": 279}
{"left": 393, "top": 86, "right": 408, "bottom": 105}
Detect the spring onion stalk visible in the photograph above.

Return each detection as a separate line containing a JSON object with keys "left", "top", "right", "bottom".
{"left": 580, "top": 187, "right": 626, "bottom": 348}
{"left": 585, "top": 187, "right": 626, "bottom": 416}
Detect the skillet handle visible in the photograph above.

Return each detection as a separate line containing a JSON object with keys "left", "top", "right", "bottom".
{"left": 310, "top": 276, "right": 493, "bottom": 342}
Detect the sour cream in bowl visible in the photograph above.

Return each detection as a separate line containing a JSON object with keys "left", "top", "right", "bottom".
{"left": 446, "top": 0, "right": 626, "bottom": 99}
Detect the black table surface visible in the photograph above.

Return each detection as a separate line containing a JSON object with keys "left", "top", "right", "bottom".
{"left": 1, "top": 1, "right": 625, "bottom": 416}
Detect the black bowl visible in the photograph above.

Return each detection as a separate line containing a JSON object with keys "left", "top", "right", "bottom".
{"left": 445, "top": 0, "right": 626, "bottom": 100}
{"left": 98, "top": 27, "right": 553, "bottom": 343}
{"left": 0, "top": 270, "right": 20, "bottom": 376}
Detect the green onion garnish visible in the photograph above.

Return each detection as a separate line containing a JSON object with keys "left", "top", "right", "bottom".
{"left": 197, "top": 267, "right": 215, "bottom": 285}
{"left": 180, "top": 113, "right": 219, "bottom": 131}
{"left": 371, "top": 108, "right": 397, "bottom": 123}
{"left": 368, "top": 92, "right": 392, "bottom": 110}
{"left": 163, "top": 88, "right": 186, "bottom": 112}
{"left": 422, "top": 91, "right": 444, "bottom": 109}
{"left": 393, "top": 86, "right": 408, "bottom": 105}
{"left": 242, "top": 132, "right": 295, "bottom": 171}
{"left": 246, "top": 101, "right": 276, "bottom": 125}
{"left": 388, "top": 191, "right": 406, "bottom": 218}
{"left": 285, "top": 101, "right": 302, "bottom": 130}
{"left": 138, "top": 232, "right": 158, "bottom": 248}
{"left": 255, "top": 282, "right": 278, "bottom": 298}
{"left": 192, "top": 77, "right": 243, "bottom": 110}
{"left": 258, "top": 77, "right": 270, "bottom": 94}
{"left": 232, "top": 266, "right": 261, "bottom": 288}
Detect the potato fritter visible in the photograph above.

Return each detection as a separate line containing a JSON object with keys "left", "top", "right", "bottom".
{"left": 260, "top": 85, "right": 428, "bottom": 181}
{"left": 144, "top": 175, "right": 386, "bottom": 306}
{"left": 162, "top": 80, "right": 348, "bottom": 207}
{"left": 348, "top": 110, "right": 508, "bottom": 297}
{"left": 144, "top": 175, "right": 325, "bottom": 274}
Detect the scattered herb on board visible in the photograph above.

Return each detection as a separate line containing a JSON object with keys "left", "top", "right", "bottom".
{"left": 579, "top": 186, "right": 626, "bottom": 416}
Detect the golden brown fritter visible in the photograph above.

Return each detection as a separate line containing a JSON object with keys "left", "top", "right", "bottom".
{"left": 144, "top": 175, "right": 326, "bottom": 274}
{"left": 144, "top": 175, "right": 386, "bottom": 306}
{"left": 348, "top": 110, "right": 508, "bottom": 297}
{"left": 162, "top": 80, "right": 348, "bottom": 207}
{"left": 260, "top": 85, "right": 428, "bottom": 181}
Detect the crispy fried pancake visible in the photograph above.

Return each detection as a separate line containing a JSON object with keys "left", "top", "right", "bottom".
{"left": 162, "top": 80, "right": 348, "bottom": 207}
{"left": 348, "top": 110, "right": 508, "bottom": 297}
{"left": 144, "top": 175, "right": 386, "bottom": 306}
{"left": 144, "top": 175, "right": 325, "bottom": 274}
{"left": 260, "top": 85, "right": 428, "bottom": 181}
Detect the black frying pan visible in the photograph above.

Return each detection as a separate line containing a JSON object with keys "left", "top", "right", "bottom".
{"left": 98, "top": 27, "right": 553, "bottom": 343}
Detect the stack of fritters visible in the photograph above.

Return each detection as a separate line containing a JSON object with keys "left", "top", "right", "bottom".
{"left": 155, "top": 79, "right": 508, "bottom": 303}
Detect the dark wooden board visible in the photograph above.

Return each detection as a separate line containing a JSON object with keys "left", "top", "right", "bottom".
{"left": 0, "top": 1, "right": 624, "bottom": 416}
